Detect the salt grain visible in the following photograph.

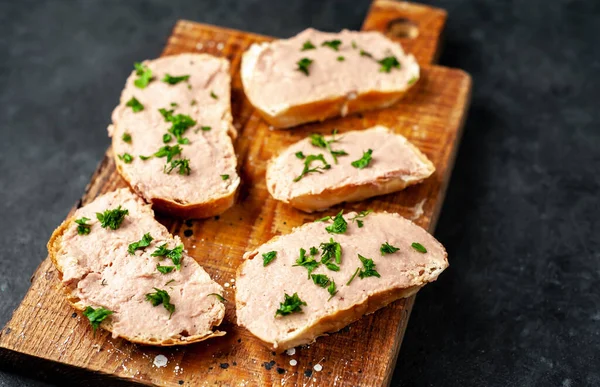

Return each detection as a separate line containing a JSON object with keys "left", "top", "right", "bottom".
{"left": 154, "top": 354, "right": 168, "bottom": 368}
{"left": 224, "top": 283, "right": 230, "bottom": 288}
{"left": 285, "top": 348, "right": 296, "bottom": 356}
{"left": 289, "top": 359, "right": 297, "bottom": 366}
{"left": 314, "top": 364, "right": 323, "bottom": 372}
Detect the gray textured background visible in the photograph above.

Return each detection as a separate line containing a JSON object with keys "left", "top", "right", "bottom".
{"left": 1, "top": 0, "right": 599, "bottom": 386}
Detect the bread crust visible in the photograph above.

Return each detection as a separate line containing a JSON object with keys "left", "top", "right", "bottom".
{"left": 47, "top": 216, "right": 225, "bottom": 346}
{"left": 266, "top": 134, "right": 435, "bottom": 212}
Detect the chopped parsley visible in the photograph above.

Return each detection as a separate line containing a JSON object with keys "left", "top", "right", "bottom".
{"left": 351, "top": 149, "right": 373, "bottom": 169}
{"left": 122, "top": 132, "right": 132, "bottom": 143}
{"left": 296, "top": 57, "right": 313, "bottom": 76}
{"left": 190, "top": 99, "right": 197, "bottom": 106}
{"left": 133, "top": 62, "right": 153, "bottom": 88}
{"left": 311, "top": 274, "right": 330, "bottom": 287}
{"left": 310, "top": 130, "right": 347, "bottom": 164}
{"left": 154, "top": 144, "right": 182, "bottom": 162}
{"left": 320, "top": 238, "right": 342, "bottom": 264}
{"left": 294, "top": 248, "right": 320, "bottom": 278}
{"left": 346, "top": 268, "right": 360, "bottom": 285}
{"left": 378, "top": 56, "right": 401, "bottom": 73}
{"left": 128, "top": 233, "right": 153, "bottom": 255}
{"left": 159, "top": 109, "right": 196, "bottom": 144}
{"left": 295, "top": 151, "right": 306, "bottom": 159}
{"left": 221, "top": 174, "right": 229, "bottom": 180}
{"left": 118, "top": 153, "right": 133, "bottom": 164}
{"left": 163, "top": 133, "right": 172, "bottom": 143}
{"left": 301, "top": 40, "right": 316, "bottom": 51}
{"left": 351, "top": 40, "right": 358, "bottom": 49}
{"left": 408, "top": 76, "right": 418, "bottom": 85}
{"left": 327, "top": 280, "right": 338, "bottom": 300}
{"left": 164, "top": 158, "right": 191, "bottom": 175}
{"left": 156, "top": 264, "right": 175, "bottom": 274}
{"left": 210, "top": 91, "right": 218, "bottom": 99}
{"left": 321, "top": 39, "right": 342, "bottom": 51}
{"left": 337, "top": 56, "right": 345, "bottom": 62}
{"left": 96, "top": 206, "right": 128, "bottom": 230}
{"left": 325, "top": 211, "right": 347, "bottom": 234}
{"left": 83, "top": 306, "right": 113, "bottom": 333}
{"left": 380, "top": 242, "right": 400, "bottom": 255}
{"left": 200, "top": 126, "right": 211, "bottom": 132}
{"left": 145, "top": 288, "right": 175, "bottom": 318}
{"left": 165, "top": 279, "right": 176, "bottom": 286}
{"left": 349, "top": 210, "right": 372, "bottom": 228}
{"left": 208, "top": 293, "right": 226, "bottom": 303}
{"left": 411, "top": 242, "right": 427, "bottom": 253}
{"left": 170, "top": 102, "right": 178, "bottom": 107}
{"left": 310, "top": 246, "right": 319, "bottom": 255}
{"left": 126, "top": 97, "right": 144, "bottom": 112}
{"left": 360, "top": 49, "right": 373, "bottom": 58}
{"left": 275, "top": 292, "right": 306, "bottom": 317}
{"left": 294, "top": 154, "right": 330, "bottom": 182}
{"left": 262, "top": 251, "right": 277, "bottom": 266}
{"left": 152, "top": 244, "right": 183, "bottom": 269}
{"left": 75, "top": 217, "right": 91, "bottom": 235}
{"left": 162, "top": 74, "right": 190, "bottom": 85}
{"left": 358, "top": 254, "right": 380, "bottom": 279}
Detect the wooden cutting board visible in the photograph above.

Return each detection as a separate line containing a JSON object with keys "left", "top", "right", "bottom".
{"left": 0, "top": 1, "right": 471, "bottom": 386}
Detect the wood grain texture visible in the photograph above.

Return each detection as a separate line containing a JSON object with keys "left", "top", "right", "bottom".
{"left": 0, "top": 1, "right": 471, "bottom": 386}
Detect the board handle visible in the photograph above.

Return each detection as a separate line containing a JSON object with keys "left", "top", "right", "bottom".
{"left": 361, "top": 0, "right": 447, "bottom": 65}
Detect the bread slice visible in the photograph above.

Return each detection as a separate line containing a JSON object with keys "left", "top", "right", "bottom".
{"left": 109, "top": 53, "right": 240, "bottom": 219}
{"left": 266, "top": 126, "right": 435, "bottom": 212}
{"left": 241, "top": 28, "right": 420, "bottom": 129}
{"left": 236, "top": 211, "right": 448, "bottom": 351}
{"left": 48, "top": 188, "right": 226, "bottom": 345}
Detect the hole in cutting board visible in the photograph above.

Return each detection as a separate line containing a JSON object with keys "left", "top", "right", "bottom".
{"left": 387, "top": 18, "right": 419, "bottom": 39}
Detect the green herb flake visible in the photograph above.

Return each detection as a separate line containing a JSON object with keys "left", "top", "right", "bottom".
{"left": 210, "top": 91, "right": 218, "bottom": 100}
{"left": 83, "top": 306, "right": 113, "bottom": 333}
{"left": 164, "top": 158, "right": 191, "bottom": 175}
{"left": 75, "top": 217, "right": 91, "bottom": 235}
{"left": 151, "top": 244, "right": 183, "bottom": 269}
{"left": 118, "top": 153, "right": 133, "bottom": 164}
{"left": 327, "top": 280, "right": 338, "bottom": 300}
{"left": 96, "top": 206, "right": 129, "bottom": 230}
{"left": 346, "top": 267, "right": 360, "bottom": 285}
{"left": 122, "top": 132, "right": 132, "bottom": 143}
{"left": 320, "top": 237, "right": 342, "bottom": 264}
{"left": 156, "top": 264, "right": 175, "bottom": 274}
{"left": 190, "top": 99, "right": 197, "bottom": 106}
{"left": 154, "top": 145, "right": 182, "bottom": 162}
{"left": 309, "top": 130, "right": 347, "bottom": 164}
{"left": 337, "top": 56, "right": 345, "bottom": 62}
{"left": 208, "top": 293, "right": 226, "bottom": 303}
{"left": 133, "top": 62, "right": 153, "bottom": 88}
{"left": 311, "top": 274, "right": 330, "bottom": 288}
{"left": 126, "top": 97, "right": 144, "bottom": 112}
{"left": 295, "top": 151, "right": 306, "bottom": 159}
{"left": 165, "top": 279, "right": 176, "bottom": 286}
{"left": 321, "top": 39, "right": 342, "bottom": 51}
{"left": 358, "top": 254, "right": 381, "bottom": 279}
{"left": 159, "top": 109, "right": 196, "bottom": 144}
{"left": 221, "top": 174, "right": 229, "bottom": 180}
{"left": 262, "top": 251, "right": 277, "bottom": 266}
{"left": 170, "top": 102, "right": 178, "bottom": 107}
{"left": 380, "top": 242, "right": 400, "bottom": 255}
{"left": 294, "top": 154, "right": 331, "bottom": 182}
{"left": 351, "top": 40, "right": 358, "bottom": 49}
{"left": 411, "top": 242, "right": 427, "bottom": 253}
{"left": 408, "top": 76, "right": 418, "bottom": 85}
{"left": 315, "top": 215, "right": 332, "bottom": 222}
{"left": 325, "top": 211, "right": 347, "bottom": 234}
{"left": 309, "top": 246, "right": 319, "bottom": 256}
{"left": 349, "top": 210, "right": 372, "bottom": 228}
{"left": 162, "top": 74, "right": 190, "bottom": 85}
{"left": 201, "top": 126, "right": 211, "bottom": 131}
{"left": 275, "top": 292, "right": 306, "bottom": 317}
{"left": 325, "top": 262, "right": 340, "bottom": 271}
{"left": 378, "top": 56, "right": 401, "bottom": 73}
{"left": 301, "top": 40, "right": 316, "bottom": 51}
{"left": 296, "top": 57, "right": 313, "bottom": 76}
{"left": 293, "top": 248, "right": 320, "bottom": 278}
{"left": 163, "top": 133, "right": 172, "bottom": 143}
{"left": 128, "top": 233, "right": 153, "bottom": 255}
{"left": 145, "top": 288, "right": 175, "bottom": 318}
{"left": 360, "top": 49, "right": 373, "bottom": 58}
{"left": 351, "top": 149, "right": 373, "bottom": 169}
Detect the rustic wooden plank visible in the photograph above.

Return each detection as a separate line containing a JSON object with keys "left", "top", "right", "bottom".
{"left": 0, "top": 1, "right": 471, "bottom": 386}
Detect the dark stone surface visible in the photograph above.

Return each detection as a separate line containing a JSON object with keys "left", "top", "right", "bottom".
{"left": 0, "top": 0, "right": 598, "bottom": 386}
